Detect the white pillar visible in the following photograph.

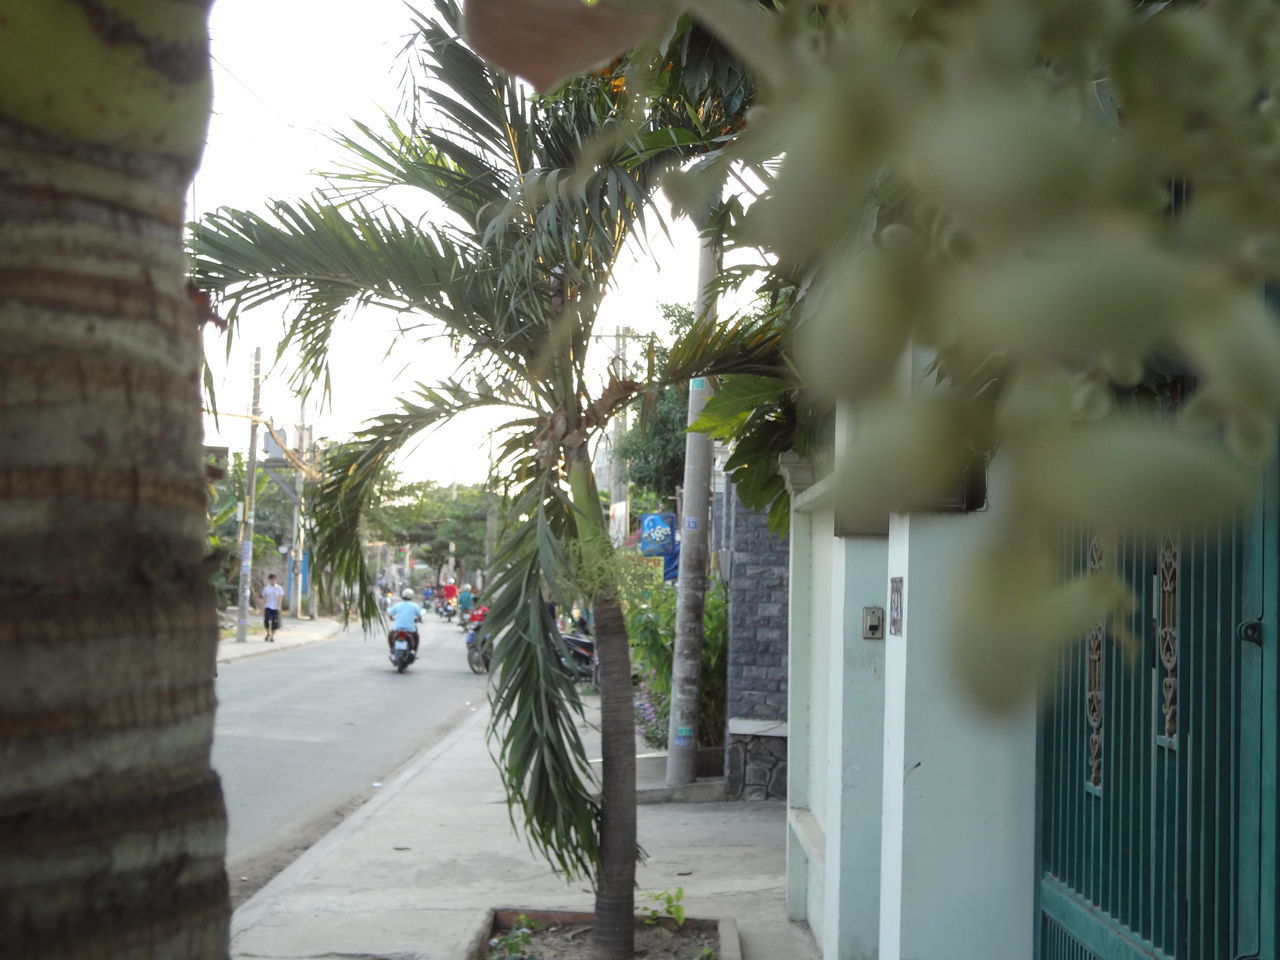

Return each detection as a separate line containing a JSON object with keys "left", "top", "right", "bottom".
{"left": 878, "top": 507, "right": 1037, "bottom": 960}
{"left": 822, "top": 533, "right": 887, "bottom": 959}
{"left": 782, "top": 449, "right": 887, "bottom": 960}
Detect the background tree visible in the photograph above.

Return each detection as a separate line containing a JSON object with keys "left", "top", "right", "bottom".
{"left": 614, "top": 304, "right": 696, "bottom": 507}
{"left": 0, "top": 2, "right": 229, "bottom": 957}
{"left": 362, "top": 473, "right": 490, "bottom": 582}
{"left": 615, "top": 385, "right": 687, "bottom": 503}
{"left": 207, "top": 453, "right": 298, "bottom": 607}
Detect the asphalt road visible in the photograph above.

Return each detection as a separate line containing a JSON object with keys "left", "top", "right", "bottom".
{"left": 212, "top": 610, "right": 488, "bottom": 906}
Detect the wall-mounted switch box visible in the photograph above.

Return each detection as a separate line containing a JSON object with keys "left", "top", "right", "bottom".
{"left": 862, "top": 606, "right": 885, "bottom": 640}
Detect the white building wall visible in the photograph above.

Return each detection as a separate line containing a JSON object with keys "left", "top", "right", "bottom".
{"left": 878, "top": 514, "right": 910, "bottom": 960}
{"left": 826, "top": 535, "right": 887, "bottom": 960}
{"left": 879, "top": 505, "right": 1038, "bottom": 960}
{"left": 785, "top": 465, "right": 888, "bottom": 960}
{"left": 808, "top": 505, "right": 834, "bottom": 833}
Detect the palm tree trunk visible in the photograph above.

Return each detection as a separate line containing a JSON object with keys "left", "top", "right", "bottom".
{"left": 591, "top": 590, "right": 637, "bottom": 959}
{"left": 0, "top": 8, "right": 228, "bottom": 957}
{"left": 566, "top": 452, "right": 636, "bottom": 959}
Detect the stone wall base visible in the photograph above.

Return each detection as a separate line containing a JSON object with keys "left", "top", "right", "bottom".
{"left": 725, "top": 733, "right": 787, "bottom": 801}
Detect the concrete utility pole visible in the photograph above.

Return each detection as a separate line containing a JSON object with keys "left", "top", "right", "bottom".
{"left": 447, "top": 481, "right": 457, "bottom": 583}
{"left": 666, "top": 199, "right": 720, "bottom": 786}
{"left": 290, "top": 400, "right": 305, "bottom": 618}
{"left": 235, "top": 348, "right": 262, "bottom": 643}
{"left": 609, "top": 326, "right": 629, "bottom": 545}
{"left": 483, "top": 434, "right": 496, "bottom": 592}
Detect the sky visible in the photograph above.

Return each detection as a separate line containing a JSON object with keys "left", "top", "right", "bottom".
{"left": 193, "top": 0, "right": 704, "bottom": 486}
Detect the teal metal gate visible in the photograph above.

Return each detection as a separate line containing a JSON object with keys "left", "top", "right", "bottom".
{"left": 1037, "top": 492, "right": 1275, "bottom": 960}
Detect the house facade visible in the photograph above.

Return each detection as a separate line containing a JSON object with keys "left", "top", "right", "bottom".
{"left": 779, "top": 426, "right": 1279, "bottom": 959}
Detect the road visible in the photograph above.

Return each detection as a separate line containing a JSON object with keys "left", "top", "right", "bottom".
{"left": 212, "top": 610, "right": 487, "bottom": 906}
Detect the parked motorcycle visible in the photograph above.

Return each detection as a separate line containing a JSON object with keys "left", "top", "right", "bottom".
{"left": 388, "top": 628, "right": 417, "bottom": 673}
{"left": 557, "top": 631, "right": 597, "bottom": 683}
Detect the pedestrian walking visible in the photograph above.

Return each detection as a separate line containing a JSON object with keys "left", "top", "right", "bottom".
{"left": 262, "top": 574, "right": 284, "bottom": 642}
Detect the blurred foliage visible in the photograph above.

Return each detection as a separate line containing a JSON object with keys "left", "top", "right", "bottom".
{"left": 457, "top": 0, "right": 1280, "bottom": 716}
{"left": 618, "top": 552, "right": 727, "bottom": 747}
{"left": 639, "top": 0, "right": 1280, "bottom": 710}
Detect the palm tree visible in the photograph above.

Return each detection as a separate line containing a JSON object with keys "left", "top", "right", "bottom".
{"left": 190, "top": 4, "right": 779, "bottom": 956}
{"left": 0, "top": 3, "right": 231, "bottom": 957}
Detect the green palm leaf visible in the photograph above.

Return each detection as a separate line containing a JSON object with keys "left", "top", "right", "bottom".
{"left": 310, "top": 382, "right": 520, "bottom": 623}
{"left": 661, "top": 305, "right": 789, "bottom": 384}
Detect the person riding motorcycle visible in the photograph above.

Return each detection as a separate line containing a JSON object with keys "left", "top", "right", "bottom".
{"left": 458, "top": 583, "right": 476, "bottom": 624}
{"left": 386, "top": 588, "right": 423, "bottom": 655}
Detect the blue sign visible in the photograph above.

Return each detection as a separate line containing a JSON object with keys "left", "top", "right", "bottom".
{"left": 639, "top": 513, "right": 678, "bottom": 558}
{"left": 663, "top": 546, "right": 680, "bottom": 581}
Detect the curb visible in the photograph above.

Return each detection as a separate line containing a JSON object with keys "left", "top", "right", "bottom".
{"left": 460, "top": 908, "right": 496, "bottom": 960}
{"left": 215, "top": 619, "right": 344, "bottom": 665}
{"left": 636, "top": 778, "right": 727, "bottom": 805}
{"left": 719, "top": 917, "right": 743, "bottom": 960}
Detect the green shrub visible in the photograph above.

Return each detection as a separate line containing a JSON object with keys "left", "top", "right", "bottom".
{"left": 618, "top": 553, "right": 727, "bottom": 748}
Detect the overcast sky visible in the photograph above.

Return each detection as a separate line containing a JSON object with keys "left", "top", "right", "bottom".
{"left": 193, "top": 0, "right": 703, "bottom": 486}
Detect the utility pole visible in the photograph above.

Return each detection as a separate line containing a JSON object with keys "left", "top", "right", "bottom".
{"left": 483, "top": 433, "right": 496, "bottom": 593}
{"left": 290, "top": 399, "right": 305, "bottom": 618}
{"left": 235, "top": 348, "right": 262, "bottom": 643}
{"left": 447, "top": 481, "right": 457, "bottom": 583}
{"left": 666, "top": 198, "right": 720, "bottom": 786}
{"left": 609, "top": 326, "right": 629, "bottom": 545}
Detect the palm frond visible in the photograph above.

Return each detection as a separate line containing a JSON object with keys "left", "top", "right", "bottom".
{"left": 190, "top": 199, "right": 556, "bottom": 389}
{"left": 482, "top": 468, "right": 601, "bottom": 881}
{"left": 661, "top": 305, "right": 790, "bottom": 384}
{"left": 323, "top": 116, "right": 506, "bottom": 220}
{"left": 310, "top": 383, "right": 520, "bottom": 625}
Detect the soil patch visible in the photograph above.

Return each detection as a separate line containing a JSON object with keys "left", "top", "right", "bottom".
{"left": 481, "top": 910, "right": 722, "bottom": 960}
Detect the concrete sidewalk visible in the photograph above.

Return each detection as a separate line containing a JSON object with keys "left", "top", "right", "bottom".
{"left": 229, "top": 692, "right": 820, "bottom": 960}
{"left": 216, "top": 615, "right": 344, "bottom": 665}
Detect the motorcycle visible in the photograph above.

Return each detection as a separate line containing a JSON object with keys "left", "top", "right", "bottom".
{"left": 464, "top": 606, "right": 491, "bottom": 674}
{"left": 435, "top": 598, "right": 456, "bottom": 622}
{"left": 388, "top": 628, "right": 418, "bottom": 673}
{"left": 557, "top": 631, "right": 597, "bottom": 683}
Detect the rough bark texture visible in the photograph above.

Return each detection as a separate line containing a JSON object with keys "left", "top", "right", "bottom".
{"left": 566, "top": 450, "right": 637, "bottom": 960}
{"left": 590, "top": 591, "right": 637, "bottom": 960}
{"left": 0, "top": 4, "right": 227, "bottom": 956}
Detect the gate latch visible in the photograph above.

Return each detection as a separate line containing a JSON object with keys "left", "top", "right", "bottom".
{"left": 1238, "top": 619, "right": 1263, "bottom": 646}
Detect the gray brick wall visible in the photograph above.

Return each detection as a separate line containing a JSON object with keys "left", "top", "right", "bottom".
{"left": 725, "top": 489, "right": 789, "bottom": 722}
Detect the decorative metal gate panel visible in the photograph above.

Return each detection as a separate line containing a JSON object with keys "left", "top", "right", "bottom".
{"left": 1038, "top": 511, "right": 1269, "bottom": 960}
